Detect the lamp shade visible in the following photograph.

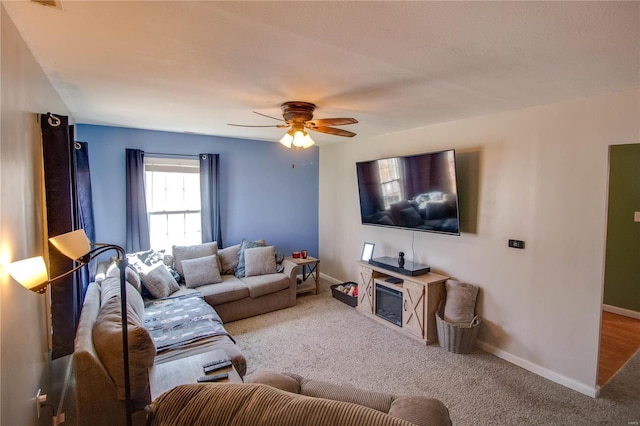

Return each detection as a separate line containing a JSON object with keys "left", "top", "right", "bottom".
{"left": 5, "top": 256, "right": 49, "bottom": 291}
{"left": 279, "top": 132, "right": 293, "bottom": 148}
{"left": 49, "top": 229, "right": 91, "bottom": 261}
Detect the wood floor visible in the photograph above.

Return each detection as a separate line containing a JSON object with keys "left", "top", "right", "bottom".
{"left": 598, "top": 311, "right": 640, "bottom": 386}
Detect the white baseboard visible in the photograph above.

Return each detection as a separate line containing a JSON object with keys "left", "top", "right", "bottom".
{"left": 475, "top": 340, "right": 599, "bottom": 398}
{"left": 603, "top": 304, "right": 640, "bottom": 320}
{"left": 319, "top": 273, "right": 341, "bottom": 285}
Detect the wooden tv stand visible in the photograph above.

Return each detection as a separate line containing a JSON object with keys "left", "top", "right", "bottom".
{"left": 356, "top": 261, "right": 448, "bottom": 344}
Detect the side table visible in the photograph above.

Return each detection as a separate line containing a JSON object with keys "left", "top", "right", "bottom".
{"left": 285, "top": 256, "right": 320, "bottom": 295}
{"left": 149, "top": 349, "right": 242, "bottom": 400}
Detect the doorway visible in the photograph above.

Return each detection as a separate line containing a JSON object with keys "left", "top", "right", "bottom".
{"left": 599, "top": 144, "right": 640, "bottom": 386}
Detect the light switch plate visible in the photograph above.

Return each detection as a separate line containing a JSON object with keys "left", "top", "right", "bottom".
{"left": 635, "top": 211, "right": 640, "bottom": 222}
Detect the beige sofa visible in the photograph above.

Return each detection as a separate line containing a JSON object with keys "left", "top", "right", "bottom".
{"left": 146, "top": 371, "right": 451, "bottom": 426}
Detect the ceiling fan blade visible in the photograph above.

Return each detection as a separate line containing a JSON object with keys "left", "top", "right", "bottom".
{"left": 227, "top": 123, "right": 288, "bottom": 128}
{"left": 309, "top": 126, "right": 357, "bottom": 137}
{"left": 252, "top": 111, "right": 286, "bottom": 122}
{"left": 307, "top": 118, "right": 358, "bottom": 127}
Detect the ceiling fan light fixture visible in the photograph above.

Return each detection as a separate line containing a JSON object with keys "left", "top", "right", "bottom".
{"left": 279, "top": 131, "right": 294, "bottom": 148}
{"left": 291, "top": 130, "right": 315, "bottom": 149}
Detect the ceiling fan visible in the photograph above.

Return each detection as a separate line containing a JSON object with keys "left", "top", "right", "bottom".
{"left": 228, "top": 101, "right": 358, "bottom": 149}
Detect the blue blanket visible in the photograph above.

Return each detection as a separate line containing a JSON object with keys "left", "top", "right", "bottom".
{"left": 144, "top": 293, "right": 234, "bottom": 352}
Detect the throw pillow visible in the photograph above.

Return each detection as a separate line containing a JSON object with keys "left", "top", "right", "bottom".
{"left": 218, "top": 243, "right": 241, "bottom": 275}
{"left": 244, "top": 246, "right": 277, "bottom": 277}
{"left": 234, "top": 239, "right": 266, "bottom": 278}
{"left": 172, "top": 242, "right": 220, "bottom": 278}
{"left": 139, "top": 263, "right": 180, "bottom": 299}
{"left": 181, "top": 254, "right": 222, "bottom": 288}
{"left": 443, "top": 279, "right": 479, "bottom": 325}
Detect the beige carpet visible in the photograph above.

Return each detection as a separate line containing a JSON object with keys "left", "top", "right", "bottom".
{"left": 225, "top": 279, "right": 640, "bottom": 425}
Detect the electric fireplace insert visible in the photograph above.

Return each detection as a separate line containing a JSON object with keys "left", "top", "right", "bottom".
{"left": 375, "top": 283, "right": 402, "bottom": 327}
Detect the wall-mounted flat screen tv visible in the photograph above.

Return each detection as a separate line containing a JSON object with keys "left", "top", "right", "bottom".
{"left": 356, "top": 149, "right": 460, "bottom": 235}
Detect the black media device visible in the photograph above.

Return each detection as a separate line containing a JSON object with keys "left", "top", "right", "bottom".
{"left": 369, "top": 256, "right": 430, "bottom": 276}
{"left": 202, "top": 358, "right": 231, "bottom": 369}
{"left": 356, "top": 149, "right": 461, "bottom": 236}
{"left": 197, "top": 372, "right": 229, "bottom": 382}
{"left": 203, "top": 360, "right": 232, "bottom": 374}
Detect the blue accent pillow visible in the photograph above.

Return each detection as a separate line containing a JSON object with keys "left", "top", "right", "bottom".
{"left": 234, "top": 239, "right": 266, "bottom": 278}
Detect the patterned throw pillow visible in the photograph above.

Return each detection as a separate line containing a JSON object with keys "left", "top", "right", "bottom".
{"left": 127, "top": 249, "right": 180, "bottom": 282}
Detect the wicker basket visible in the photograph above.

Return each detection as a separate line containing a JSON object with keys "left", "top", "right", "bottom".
{"left": 435, "top": 303, "right": 481, "bottom": 354}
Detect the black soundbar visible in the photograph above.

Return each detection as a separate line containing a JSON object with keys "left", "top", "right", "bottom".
{"left": 368, "top": 257, "right": 431, "bottom": 276}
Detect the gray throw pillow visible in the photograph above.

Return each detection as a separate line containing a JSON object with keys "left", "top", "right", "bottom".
{"left": 234, "top": 239, "right": 266, "bottom": 278}
{"left": 139, "top": 263, "right": 180, "bottom": 299}
{"left": 182, "top": 254, "right": 222, "bottom": 288}
{"left": 443, "top": 279, "right": 479, "bottom": 325}
{"left": 218, "top": 243, "right": 241, "bottom": 275}
{"left": 172, "top": 242, "right": 219, "bottom": 278}
{"left": 244, "top": 246, "right": 277, "bottom": 277}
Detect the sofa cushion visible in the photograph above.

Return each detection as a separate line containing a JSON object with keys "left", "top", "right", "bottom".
{"left": 140, "top": 263, "right": 180, "bottom": 298}
{"left": 147, "top": 383, "right": 415, "bottom": 426}
{"left": 182, "top": 254, "right": 222, "bottom": 288}
{"left": 388, "top": 396, "right": 452, "bottom": 426}
{"left": 100, "top": 276, "right": 146, "bottom": 320}
{"left": 234, "top": 239, "right": 266, "bottom": 278}
{"left": 218, "top": 243, "right": 241, "bottom": 275}
{"left": 198, "top": 275, "right": 250, "bottom": 305}
{"left": 294, "top": 374, "right": 396, "bottom": 414}
{"left": 244, "top": 246, "right": 277, "bottom": 277}
{"left": 93, "top": 284, "right": 156, "bottom": 400}
{"left": 443, "top": 279, "right": 479, "bottom": 325}
{"left": 172, "top": 242, "right": 220, "bottom": 277}
{"left": 241, "top": 273, "right": 289, "bottom": 299}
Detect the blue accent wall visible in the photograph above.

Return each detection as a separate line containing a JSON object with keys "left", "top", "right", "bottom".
{"left": 76, "top": 124, "right": 319, "bottom": 258}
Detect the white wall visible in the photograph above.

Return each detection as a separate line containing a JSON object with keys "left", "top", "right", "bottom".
{"left": 0, "top": 5, "right": 72, "bottom": 425}
{"left": 319, "top": 88, "right": 640, "bottom": 396}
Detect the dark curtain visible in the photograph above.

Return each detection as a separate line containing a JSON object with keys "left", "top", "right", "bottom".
{"left": 125, "top": 149, "right": 150, "bottom": 253}
{"left": 199, "top": 153, "right": 222, "bottom": 247}
{"left": 41, "top": 113, "right": 80, "bottom": 358}
{"left": 72, "top": 140, "right": 96, "bottom": 292}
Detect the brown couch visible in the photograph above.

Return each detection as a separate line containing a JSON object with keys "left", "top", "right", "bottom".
{"left": 146, "top": 372, "right": 451, "bottom": 426}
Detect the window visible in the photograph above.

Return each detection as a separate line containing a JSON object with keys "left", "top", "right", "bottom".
{"left": 144, "top": 157, "right": 201, "bottom": 252}
{"left": 377, "top": 158, "right": 403, "bottom": 209}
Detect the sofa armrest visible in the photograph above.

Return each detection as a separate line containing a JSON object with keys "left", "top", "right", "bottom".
{"left": 388, "top": 396, "right": 452, "bottom": 426}
{"left": 282, "top": 259, "right": 299, "bottom": 305}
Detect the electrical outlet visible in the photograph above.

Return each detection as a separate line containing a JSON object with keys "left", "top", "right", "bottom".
{"left": 635, "top": 211, "right": 640, "bottom": 222}
{"left": 508, "top": 239, "right": 525, "bottom": 249}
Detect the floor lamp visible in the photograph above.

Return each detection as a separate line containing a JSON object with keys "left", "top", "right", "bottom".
{"left": 5, "top": 229, "right": 132, "bottom": 426}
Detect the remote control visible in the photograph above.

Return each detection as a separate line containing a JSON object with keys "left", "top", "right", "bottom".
{"left": 202, "top": 359, "right": 231, "bottom": 369}
{"left": 197, "top": 372, "right": 229, "bottom": 383}
{"left": 203, "top": 360, "right": 232, "bottom": 373}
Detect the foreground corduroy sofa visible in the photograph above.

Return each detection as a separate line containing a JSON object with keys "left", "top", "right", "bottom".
{"left": 146, "top": 371, "right": 451, "bottom": 426}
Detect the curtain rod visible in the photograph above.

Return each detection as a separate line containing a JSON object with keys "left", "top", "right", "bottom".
{"left": 144, "top": 152, "right": 199, "bottom": 158}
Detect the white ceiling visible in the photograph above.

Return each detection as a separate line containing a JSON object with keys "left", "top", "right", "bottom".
{"left": 4, "top": 1, "right": 639, "bottom": 145}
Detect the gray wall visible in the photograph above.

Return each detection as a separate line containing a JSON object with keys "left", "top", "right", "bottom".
{"left": 1, "top": 6, "right": 73, "bottom": 425}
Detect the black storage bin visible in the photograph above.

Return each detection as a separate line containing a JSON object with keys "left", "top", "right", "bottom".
{"left": 331, "top": 282, "right": 358, "bottom": 307}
